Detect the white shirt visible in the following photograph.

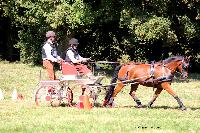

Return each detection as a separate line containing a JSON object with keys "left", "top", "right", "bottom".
{"left": 66, "top": 49, "right": 84, "bottom": 63}
{"left": 42, "top": 40, "right": 61, "bottom": 62}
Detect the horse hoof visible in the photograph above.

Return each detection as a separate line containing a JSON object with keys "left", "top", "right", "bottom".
{"left": 104, "top": 104, "right": 113, "bottom": 108}
{"left": 180, "top": 106, "right": 187, "bottom": 111}
{"left": 146, "top": 102, "right": 153, "bottom": 108}
{"left": 146, "top": 104, "right": 152, "bottom": 108}
{"left": 136, "top": 104, "right": 142, "bottom": 108}
{"left": 102, "top": 103, "right": 113, "bottom": 108}
{"left": 102, "top": 100, "right": 108, "bottom": 107}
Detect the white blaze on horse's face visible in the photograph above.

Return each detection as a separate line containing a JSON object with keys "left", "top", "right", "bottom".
{"left": 178, "top": 57, "right": 190, "bottom": 79}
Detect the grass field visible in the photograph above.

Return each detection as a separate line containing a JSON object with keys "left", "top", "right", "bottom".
{"left": 0, "top": 61, "right": 200, "bottom": 133}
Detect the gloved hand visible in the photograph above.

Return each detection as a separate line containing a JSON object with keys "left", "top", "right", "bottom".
{"left": 52, "top": 58, "right": 58, "bottom": 62}
{"left": 81, "top": 58, "right": 88, "bottom": 63}
{"left": 57, "top": 58, "right": 63, "bottom": 64}
{"left": 86, "top": 58, "right": 91, "bottom": 61}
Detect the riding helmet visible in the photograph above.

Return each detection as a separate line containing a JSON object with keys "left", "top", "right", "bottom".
{"left": 69, "top": 38, "right": 79, "bottom": 45}
{"left": 46, "top": 31, "right": 56, "bottom": 38}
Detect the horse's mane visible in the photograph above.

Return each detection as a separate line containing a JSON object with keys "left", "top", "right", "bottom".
{"left": 161, "top": 56, "right": 184, "bottom": 64}
{"left": 125, "top": 56, "right": 184, "bottom": 65}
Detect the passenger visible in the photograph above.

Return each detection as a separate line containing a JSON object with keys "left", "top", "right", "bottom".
{"left": 65, "top": 38, "right": 93, "bottom": 78}
{"left": 42, "top": 31, "right": 61, "bottom": 80}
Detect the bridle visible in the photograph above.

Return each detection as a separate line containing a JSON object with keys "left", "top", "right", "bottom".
{"left": 163, "top": 58, "right": 189, "bottom": 79}
{"left": 179, "top": 59, "right": 189, "bottom": 79}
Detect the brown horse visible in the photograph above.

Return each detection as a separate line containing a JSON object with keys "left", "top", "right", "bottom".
{"left": 103, "top": 56, "right": 190, "bottom": 110}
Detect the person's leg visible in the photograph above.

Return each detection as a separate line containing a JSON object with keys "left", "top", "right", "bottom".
{"left": 74, "top": 64, "right": 93, "bottom": 78}
{"left": 43, "top": 60, "right": 56, "bottom": 80}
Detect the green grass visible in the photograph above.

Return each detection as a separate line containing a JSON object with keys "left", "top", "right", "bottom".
{"left": 0, "top": 61, "right": 200, "bottom": 133}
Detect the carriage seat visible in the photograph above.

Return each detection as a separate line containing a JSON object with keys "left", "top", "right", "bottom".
{"left": 61, "top": 62, "right": 80, "bottom": 80}
{"left": 60, "top": 62, "right": 105, "bottom": 84}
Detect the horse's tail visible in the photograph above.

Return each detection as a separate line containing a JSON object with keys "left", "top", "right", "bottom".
{"left": 103, "top": 65, "right": 122, "bottom": 106}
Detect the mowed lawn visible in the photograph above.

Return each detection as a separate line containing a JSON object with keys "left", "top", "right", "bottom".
{"left": 0, "top": 61, "right": 200, "bottom": 133}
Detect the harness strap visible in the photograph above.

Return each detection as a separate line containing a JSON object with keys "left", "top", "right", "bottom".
{"left": 144, "top": 61, "right": 174, "bottom": 85}
{"left": 150, "top": 61, "right": 155, "bottom": 77}
{"left": 153, "top": 61, "right": 174, "bottom": 83}
{"left": 162, "top": 61, "right": 165, "bottom": 77}
{"left": 156, "top": 74, "right": 173, "bottom": 82}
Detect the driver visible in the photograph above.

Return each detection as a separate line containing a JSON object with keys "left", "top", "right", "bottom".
{"left": 65, "top": 38, "right": 93, "bottom": 78}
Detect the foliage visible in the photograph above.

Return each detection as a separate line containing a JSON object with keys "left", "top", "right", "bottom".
{"left": 117, "top": 54, "right": 131, "bottom": 64}
{"left": 134, "top": 17, "right": 176, "bottom": 44}
{"left": 178, "top": 15, "right": 198, "bottom": 41}
{"left": 1, "top": 0, "right": 96, "bottom": 63}
{"left": 0, "top": 0, "right": 200, "bottom": 65}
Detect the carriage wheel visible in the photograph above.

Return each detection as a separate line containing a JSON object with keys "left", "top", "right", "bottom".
{"left": 35, "top": 86, "right": 61, "bottom": 107}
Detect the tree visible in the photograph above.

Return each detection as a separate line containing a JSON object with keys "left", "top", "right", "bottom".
{"left": 0, "top": 0, "right": 199, "bottom": 70}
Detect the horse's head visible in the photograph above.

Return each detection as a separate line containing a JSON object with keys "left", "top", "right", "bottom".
{"left": 163, "top": 56, "right": 190, "bottom": 80}
{"left": 177, "top": 56, "right": 190, "bottom": 80}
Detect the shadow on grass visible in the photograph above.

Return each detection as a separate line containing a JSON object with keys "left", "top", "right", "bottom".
{"left": 147, "top": 106, "right": 200, "bottom": 111}
{"left": 59, "top": 102, "right": 200, "bottom": 111}
{"left": 113, "top": 105, "right": 200, "bottom": 110}
{"left": 115, "top": 105, "right": 178, "bottom": 110}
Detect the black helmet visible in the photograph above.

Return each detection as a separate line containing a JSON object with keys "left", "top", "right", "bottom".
{"left": 69, "top": 38, "right": 79, "bottom": 45}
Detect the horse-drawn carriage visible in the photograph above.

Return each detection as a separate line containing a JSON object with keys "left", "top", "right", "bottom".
{"left": 34, "top": 56, "right": 190, "bottom": 110}
{"left": 34, "top": 61, "right": 107, "bottom": 108}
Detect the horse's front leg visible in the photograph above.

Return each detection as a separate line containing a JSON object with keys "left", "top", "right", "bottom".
{"left": 129, "top": 84, "right": 142, "bottom": 108}
{"left": 161, "top": 82, "right": 186, "bottom": 110}
{"left": 147, "top": 87, "right": 163, "bottom": 108}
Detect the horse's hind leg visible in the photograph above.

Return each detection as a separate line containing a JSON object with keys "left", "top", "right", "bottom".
{"left": 112, "top": 81, "right": 125, "bottom": 97}
{"left": 147, "top": 87, "right": 163, "bottom": 108}
{"left": 129, "top": 84, "right": 142, "bottom": 108}
{"left": 161, "top": 82, "right": 186, "bottom": 110}
{"left": 104, "top": 81, "right": 125, "bottom": 107}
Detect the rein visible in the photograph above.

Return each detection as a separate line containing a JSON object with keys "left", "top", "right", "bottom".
{"left": 99, "top": 75, "right": 150, "bottom": 87}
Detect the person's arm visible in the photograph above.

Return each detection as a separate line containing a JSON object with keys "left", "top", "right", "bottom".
{"left": 67, "top": 50, "right": 81, "bottom": 63}
{"left": 43, "top": 44, "right": 57, "bottom": 62}
{"left": 77, "top": 55, "right": 90, "bottom": 62}
{"left": 77, "top": 54, "right": 84, "bottom": 60}
{"left": 78, "top": 55, "right": 90, "bottom": 62}
{"left": 54, "top": 43, "right": 62, "bottom": 60}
